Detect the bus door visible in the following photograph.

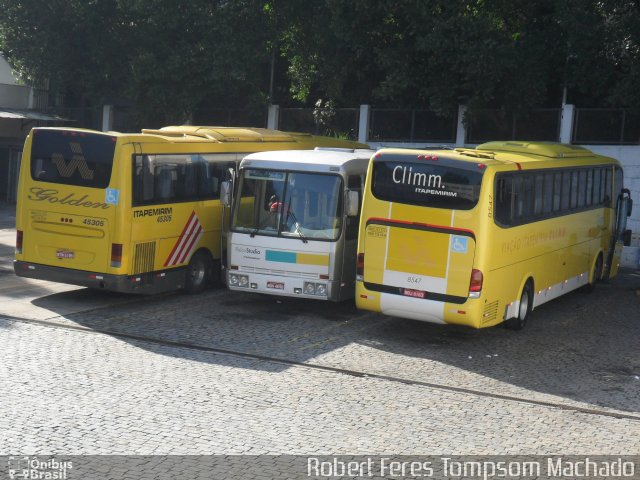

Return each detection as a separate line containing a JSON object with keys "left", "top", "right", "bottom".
{"left": 219, "top": 165, "right": 237, "bottom": 281}
{"left": 605, "top": 187, "right": 632, "bottom": 279}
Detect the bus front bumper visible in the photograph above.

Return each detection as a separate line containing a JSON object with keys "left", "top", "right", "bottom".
{"left": 14, "top": 260, "right": 186, "bottom": 294}
{"left": 227, "top": 270, "right": 343, "bottom": 301}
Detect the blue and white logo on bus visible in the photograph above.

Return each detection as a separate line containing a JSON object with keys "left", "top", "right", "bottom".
{"left": 451, "top": 235, "right": 468, "bottom": 253}
{"left": 105, "top": 188, "right": 119, "bottom": 205}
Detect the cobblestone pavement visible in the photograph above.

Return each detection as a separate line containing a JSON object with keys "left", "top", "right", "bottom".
{"left": 1, "top": 201, "right": 639, "bottom": 458}
{"left": 1, "top": 271, "right": 640, "bottom": 456}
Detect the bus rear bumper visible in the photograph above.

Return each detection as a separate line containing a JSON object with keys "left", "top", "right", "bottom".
{"left": 14, "top": 260, "right": 186, "bottom": 294}
{"left": 356, "top": 282, "right": 486, "bottom": 328}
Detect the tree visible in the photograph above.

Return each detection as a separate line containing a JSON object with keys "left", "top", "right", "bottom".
{"left": 0, "top": 0, "right": 274, "bottom": 127}
{"left": 2, "top": 0, "right": 639, "bottom": 126}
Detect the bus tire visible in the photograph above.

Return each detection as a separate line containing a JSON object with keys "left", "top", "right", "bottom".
{"left": 184, "top": 250, "right": 213, "bottom": 294}
{"left": 504, "top": 280, "right": 533, "bottom": 330}
{"left": 580, "top": 253, "right": 602, "bottom": 294}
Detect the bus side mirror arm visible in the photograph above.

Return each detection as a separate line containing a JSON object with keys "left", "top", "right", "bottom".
{"left": 622, "top": 188, "right": 632, "bottom": 216}
{"left": 220, "top": 181, "right": 231, "bottom": 207}
{"left": 346, "top": 190, "right": 359, "bottom": 217}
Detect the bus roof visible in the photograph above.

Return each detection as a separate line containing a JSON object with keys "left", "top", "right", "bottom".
{"left": 241, "top": 148, "right": 376, "bottom": 172}
{"left": 140, "top": 126, "right": 311, "bottom": 143}
{"left": 476, "top": 141, "right": 595, "bottom": 159}
{"left": 377, "top": 141, "right": 619, "bottom": 169}
{"left": 31, "top": 126, "right": 368, "bottom": 148}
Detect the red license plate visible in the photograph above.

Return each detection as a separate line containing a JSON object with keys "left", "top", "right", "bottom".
{"left": 403, "top": 288, "right": 425, "bottom": 299}
{"left": 267, "top": 281, "right": 284, "bottom": 290}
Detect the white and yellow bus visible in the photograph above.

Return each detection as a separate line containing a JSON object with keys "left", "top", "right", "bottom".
{"left": 14, "top": 126, "right": 366, "bottom": 294}
{"left": 356, "top": 142, "right": 632, "bottom": 329}
{"left": 226, "top": 148, "right": 374, "bottom": 301}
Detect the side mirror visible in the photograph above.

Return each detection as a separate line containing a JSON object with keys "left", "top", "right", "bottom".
{"left": 345, "top": 190, "right": 359, "bottom": 217}
{"left": 220, "top": 181, "right": 231, "bottom": 206}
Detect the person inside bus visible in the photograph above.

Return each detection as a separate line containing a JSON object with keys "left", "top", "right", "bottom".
{"left": 268, "top": 194, "right": 297, "bottom": 231}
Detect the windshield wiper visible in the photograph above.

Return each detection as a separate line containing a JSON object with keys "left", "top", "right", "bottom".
{"left": 286, "top": 210, "right": 308, "bottom": 243}
{"left": 249, "top": 215, "right": 272, "bottom": 238}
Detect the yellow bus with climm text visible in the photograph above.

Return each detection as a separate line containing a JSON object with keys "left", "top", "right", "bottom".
{"left": 14, "top": 125, "right": 367, "bottom": 294}
{"left": 355, "top": 142, "right": 632, "bottom": 329}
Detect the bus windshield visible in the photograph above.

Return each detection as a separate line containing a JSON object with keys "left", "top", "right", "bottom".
{"left": 371, "top": 157, "right": 484, "bottom": 210}
{"left": 30, "top": 129, "right": 116, "bottom": 189}
{"left": 232, "top": 169, "right": 343, "bottom": 241}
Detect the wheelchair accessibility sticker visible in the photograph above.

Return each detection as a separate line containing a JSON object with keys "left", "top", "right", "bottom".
{"left": 451, "top": 235, "right": 468, "bottom": 253}
{"left": 105, "top": 188, "right": 120, "bottom": 205}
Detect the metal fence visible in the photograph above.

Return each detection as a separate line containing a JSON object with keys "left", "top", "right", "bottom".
{"left": 572, "top": 108, "right": 640, "bottom": 145}
{"left": 369, "top": 108, "right": 457, "bottom": 143}
{"left": 29, "top": 105, "right": 640, "bottom": 145}
{"left": 465, "top": 109, "right": 562, "bottom": 144}
{"left": 279, "top": 108, "right": 360, "bottom": 140}
{"left": 193, "top": 108, "right": 267, "bottom": 130}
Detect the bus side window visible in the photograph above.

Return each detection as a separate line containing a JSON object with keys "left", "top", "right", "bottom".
{"left": 603, "top": 168, "right": 612, "bottom": 205}
{"left": 585, "top": 169, "right": 594, "bottom": 207}
{"left": 133, "top": 155, "right": 154, "bottom": 204}
{"left": 553, "top": 172, "right": 562, "bottom": 212}
{"left": 570, "top": 171, "right": 578, "bottom": 209}
{"left": 534, "top": 174, "right": 544, "bottom": 216}
{"left": 495, "top": 175, "right": 513, "bottom": 225}
{"left": 577, "top": 169, "right": 587, "bottom": 208}
{"left": 593, "top": 168, "right": 602, "bottom": 205}
{"left": 560, "top": 171, "right": 571, "bottom": 211}
{"left": 155, "top": 167, "right": 175, "bottom": 201}
{"left": 543, "top": 173, "right": 553, "bottom": 215}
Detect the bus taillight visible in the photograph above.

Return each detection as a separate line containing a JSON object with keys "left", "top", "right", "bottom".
{"left": 110, "top": 243, "right": 123, "bottom": 268}
{"left": 468, "top": 269, "right": 483, "bottom": 298}
{"left": 16, "top": 230, "right": 23, "bottom": 254}
{"left": 356, "top": 253, "right": 365, "bottom": 280}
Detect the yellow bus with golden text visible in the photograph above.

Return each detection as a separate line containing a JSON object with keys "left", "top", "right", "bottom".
{"left": 14, "top": 126, "right": 366, "bottom": 294}
{"left": 356, "top": 142, "right": 632, "bottom": 329}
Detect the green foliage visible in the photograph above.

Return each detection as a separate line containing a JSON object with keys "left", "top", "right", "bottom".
{"left": 1, "top": 0, "right": 640, "bottom": 125}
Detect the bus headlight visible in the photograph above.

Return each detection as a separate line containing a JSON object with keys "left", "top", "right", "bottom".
{"left": 303, "top": 282, "right": 327, "bottom": 296}
{"left": 315, "top": 284, "right": 327, "bottom": 296}
{"left": 304, "top": 282, "right": 316, "bottom": 295}
{"left": 230, "top": 273, "right": 249, "bottom": 287}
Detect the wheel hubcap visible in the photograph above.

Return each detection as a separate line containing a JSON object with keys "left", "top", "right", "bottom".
{"left": 190, "top": 261, "right": 205, "bottom": 285}
{"left": 519, "top": 290, "right": 529, "bottom": 320}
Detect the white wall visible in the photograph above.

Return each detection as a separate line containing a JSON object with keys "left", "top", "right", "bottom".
{"left": 0, "top": 56, "right": 19, "bottom": 85}
{"left": 0, "top": 83, "right": 30, "bottom": 109}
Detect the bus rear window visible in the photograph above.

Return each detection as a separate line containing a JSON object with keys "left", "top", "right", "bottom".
{"left": 30, "top": 129, "right": 116, "bottom": 188}
{"left": 371, "top": 158, "right": 483, "bottom": 210}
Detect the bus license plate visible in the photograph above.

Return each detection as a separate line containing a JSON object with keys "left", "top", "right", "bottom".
{"left": 267, "top": 281, "right": 284, "bottom": 290}
{"left": 403, "top": 288, "right": 425, "bottom": 299}
{"left": 56, "top": 250, "right": 75, "bottom": 259}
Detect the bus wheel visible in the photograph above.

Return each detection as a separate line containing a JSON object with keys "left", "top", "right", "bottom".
{"left": 580, "top": 254, "right": 602, "bottom": 294}
{"left": 185, "top": 250, "right": 212, "bottom": 294}
{"left": 504, "top": 281, "right": 532, "bottom": 330}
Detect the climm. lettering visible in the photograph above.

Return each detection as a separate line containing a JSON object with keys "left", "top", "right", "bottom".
{"left": 28, "top": 187, "right": 110, "bottom": 209}
{"left": 392, "top": 165, "right": 445, "bottom": 189}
